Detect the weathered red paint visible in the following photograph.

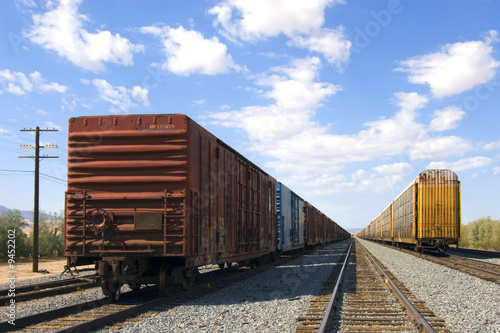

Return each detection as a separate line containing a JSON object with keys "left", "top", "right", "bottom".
{"left": 65, "top": 114, "right": 277, "bottom": 269}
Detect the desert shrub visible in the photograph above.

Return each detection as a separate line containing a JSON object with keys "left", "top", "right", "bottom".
{"left": 460, "top": 217, "right": 500, "bottom": 251}
{"left": 0, "top": 210, "right": 32, "bottom": 258}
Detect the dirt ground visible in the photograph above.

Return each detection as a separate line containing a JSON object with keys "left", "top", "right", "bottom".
{"left": 0, "top": 257, "right": 69, "bottom": 282}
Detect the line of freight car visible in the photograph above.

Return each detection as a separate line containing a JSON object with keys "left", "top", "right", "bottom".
{"left": 64, "top": 113, "right": 350, "bottom": 299}
{"left": 357, "top": 169, "right": 460, "bottom": 254}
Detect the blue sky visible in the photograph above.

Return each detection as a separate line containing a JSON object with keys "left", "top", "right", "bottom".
{"left": 1, "top": 0, "right": 499, "bottom": 230}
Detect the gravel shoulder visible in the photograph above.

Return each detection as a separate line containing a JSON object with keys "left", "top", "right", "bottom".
{"left": 358, "top": 238, "right": 500, "bottom": 333}
{"left": 0, "top": 241, "right": 351, "bottom": 331}
{"left": 112, "top": 240, "right": 351, "bottom": 333}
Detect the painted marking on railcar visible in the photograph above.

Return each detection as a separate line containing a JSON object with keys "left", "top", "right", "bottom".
{"left": 149, "top": 124, "right": 175, "bottom": 130}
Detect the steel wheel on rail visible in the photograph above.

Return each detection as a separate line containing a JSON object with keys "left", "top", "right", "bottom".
{"left": 101, "top": 279, "right": 120, "bottom": 301}
{"left": 159, "top": 263, "right": 171, "bottom": 297}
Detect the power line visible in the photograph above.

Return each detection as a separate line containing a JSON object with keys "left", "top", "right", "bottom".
{"left": 0, "top": 169, "right": 66, "bottom": 184}
{"left": 40, "top": 172, "right": 66, "bottom": 184}
{"left": 0, "top": 169, "right": 33, "bottom": 173}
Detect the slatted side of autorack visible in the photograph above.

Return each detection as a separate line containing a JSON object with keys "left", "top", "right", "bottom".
{"left": 392, "top": 183, "right": 416, "bottom": 244}
{"left": 416, "top": 169, "right": 460, "bottom": 243}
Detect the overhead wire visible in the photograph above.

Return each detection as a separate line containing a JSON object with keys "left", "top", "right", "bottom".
{"left": 0, "top": 169, "right": 66, "bottom": 184}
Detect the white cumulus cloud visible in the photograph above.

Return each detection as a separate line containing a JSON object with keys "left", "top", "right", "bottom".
{"left": 0, "top": 69, "right": 67, "bottom": 95}
{"left": 92, "top": 79, "right": 149, "bottom": 113}
{"left": 395, "top": 30, "right": 500, "bottom": 98}
{"left": 483, "top": 140, "right": 500, "bottom": 151}
{"left": 288, "top": 27, "right": 351, "bottom": 71}
{"left": 141, "top": 25, "right": 241, "bottom": 76}
{"left": 202, "top": 56, "right": 339, "bottom": 143}
{"left": 209, "top": 0, "right": 332, "bottom": 41}
{"left": 428, "top": 106, "right": 466, "bottom": 132}
{"left": 410, "top": 136, "right": 475, "bottom": 160}
{"left": 209, "top": 0, "right": 349, "bottom": 69}
{"left": 427, "top": 157, "right": 494, "bottom": 171}
{"left": 205, "top": 82, "right": 480, "bottom": 196}
{"left": 24, "top": 0, "right": 144, "bottom": 73}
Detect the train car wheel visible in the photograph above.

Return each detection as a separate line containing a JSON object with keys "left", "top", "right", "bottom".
{"left": 101, "top": 279, "right": 120, "bottom": 301}
{"left": 159, "top": 263, "right": 171, "bottom": 297}
{"left": 218, "top": 262, "right": 232, "bottom": 269}
{"left": 182, "top": 267, "right": 198, "bottom": 289}
{"left": 128, "top": 283, "right": 141, "bottom": 291}
{"left": 437, "top": 245, "right": 448, "bottom": 255}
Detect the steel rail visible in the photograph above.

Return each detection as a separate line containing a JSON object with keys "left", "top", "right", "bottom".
{"left": 0, "top": 276, "right": 95, "bottom": 295}
{"left": 0, "top": 281, "right": 99, "bottom": 306}
{"left": 360, "top": 244, "right": 437, "bottom": 333}
{"left": 450, "top": 247, "right": 500, "bottom": 258}
{"left": 2, "top": 247, "right": 322, "bottom": 333}
{"left": 444, "top": 255, "right": 500, "bottom": 280}
{"left": 0, "top": 297, "right": 110, "bottom": 332}
{"left": 364, "top": 240, "right": 500, "bottom": 284}
{"left": 317, "top": 240, "right": 353, "bottom": 333}
{"left": 55, "top": 296, "right": 169, "bottom": 333}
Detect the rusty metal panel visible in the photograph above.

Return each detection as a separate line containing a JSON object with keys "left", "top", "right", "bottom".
{"left": 318, "top": 211, "right": 325, "bottom": 243}
{"left": 416, "top": 169, "right": 460, "bottom": 240}
{"left": 304, "top": 201, "right": 319, "bottom": 245}
{"left": 65, "top": 114, "right": 277, "bottom": 267}
{"left": 304, "top": 203, "right": 334, "bottom": 245}
{"left": 65, "top": 114, "right": 188, "bottom": 259}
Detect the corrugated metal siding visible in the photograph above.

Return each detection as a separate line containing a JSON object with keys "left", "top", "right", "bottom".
{"left": 65, "top": 114, "right": 278, "bottom": 266}
{"left": 65, "top": 115, "right": 188, "bottom": 258}
{"left": 277, "top": 182, "right": 305, "bottom": 252}
{"left": 381, "top": 204, "right": 392, "bottom": 240}
{"left": 416, "top": 169, "right": 460, "bottom": 240}
{"left": 305, "top": 202, "right": 328, "bottom": 245}
{"left": 392, "top": 183, "right": 415, "bottom": 241}
{"left": 375, "top": 215, "right": 382, "bottom": 240}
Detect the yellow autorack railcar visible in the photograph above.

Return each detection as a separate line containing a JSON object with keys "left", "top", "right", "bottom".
{"left": 358, "top": 169, "right": 461, "bottom": 253}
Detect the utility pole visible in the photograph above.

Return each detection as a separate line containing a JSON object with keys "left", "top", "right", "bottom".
{"left": 19, "top": 126, "right": 58, "bottom": 273}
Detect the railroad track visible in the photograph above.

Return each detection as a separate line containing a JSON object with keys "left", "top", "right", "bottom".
{"left": 0, "top": 272, "right": 246, "bottom": 333}
{"left": 448, "top": 247, "right": 500, "bottom": 259}
{"left": 427, "top": 253, "right": 500, "bottom": 284}
{"left": 296, "top": 241, "right": 351, "bottom": 332}
{"left": 0, "top": 277, "right": 98, "bottom": 305}
{"left": 364, "top": 241, "right": 500, "bottom": 285}
{"left": 0, "top": 269, "right": 252, "bottom": 333}
{"left": 376, "top": 243, "right": 500, "bottom": 285}
{"left": 1, "top": 246, "right": 324, "bottom": 333}
{"left": 297, "top": 239, "right": 449, "bottom": 333}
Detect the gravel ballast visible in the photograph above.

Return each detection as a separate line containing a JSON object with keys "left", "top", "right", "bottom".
{"left": 114, "top": 240, "right": 350, "bottom": 333}
{"left": 359, "top": 239, "right": 500, "bottom": 333}
{"left": 5, "top": 239, "right": 497, "bottom": 332}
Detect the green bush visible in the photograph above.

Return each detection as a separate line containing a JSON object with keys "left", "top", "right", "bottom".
{"left": 460, "top": 217, "right": 500, "bottom": 251}
{"left": 0, "top": 210, "right": 32, "bottom": 258}
{"left": 27, "top": 211, "right": 65, "bottom": 257}
{"left": 0, "top": 210, "right": 65, "bottom": 260}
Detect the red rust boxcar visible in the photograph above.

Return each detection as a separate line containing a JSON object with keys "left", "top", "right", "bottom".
{"left": 304, "top": 201, "right": 336, "bottom": 246}
{"left": 65, "top": 114, "right": 277, "bottom": 297}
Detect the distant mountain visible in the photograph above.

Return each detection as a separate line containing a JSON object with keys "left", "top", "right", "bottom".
{"left": 0, "top": 205, "right": 34, "bottom": 221}
{"left": 347, "top": 228, "right": 362, "bottom": 234}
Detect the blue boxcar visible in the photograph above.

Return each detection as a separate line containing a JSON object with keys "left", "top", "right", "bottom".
{"left": 277, "top": 182, "right": 305, "bottom": 252}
